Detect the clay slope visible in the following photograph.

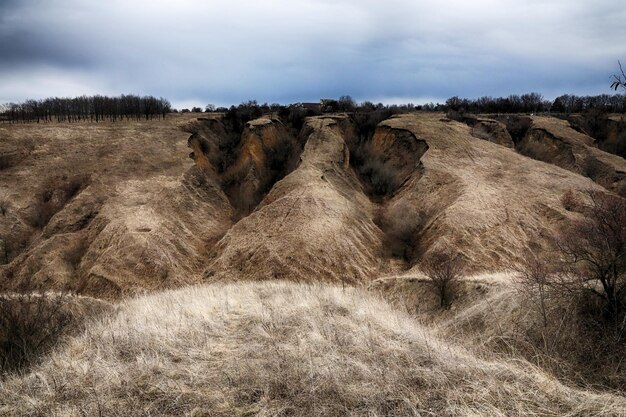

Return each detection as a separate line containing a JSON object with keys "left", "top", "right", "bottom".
{"left": 519, "top": 116, "right": 626, "bottom": 195}
{"left": 0, "top": 115, "right": 233, "bottom": 298}
{"left": 378, "top": 113, "right": 607, "bottom": 272}
{"left": 204, "top": 115, "right": 385, "bottom": 284}
{"left": 2, "top": 112, "right": 619, "bottom": 296}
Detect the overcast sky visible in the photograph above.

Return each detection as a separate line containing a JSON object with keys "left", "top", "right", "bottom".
{"left": 1, "top": 0, "right": 625, "bottom": 109}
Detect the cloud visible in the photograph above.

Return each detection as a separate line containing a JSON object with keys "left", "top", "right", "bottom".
{"left": 1, "top": 0, "right": 625, "bottom": 106}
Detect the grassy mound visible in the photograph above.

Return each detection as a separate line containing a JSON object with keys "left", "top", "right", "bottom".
{"left": 1, "top": 282, "right": 624, "bottom": 416}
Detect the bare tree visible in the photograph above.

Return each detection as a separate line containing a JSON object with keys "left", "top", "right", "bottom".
{"left": 516, "top": 253, "right": 554, "bottom": 328}
{"left": 422, "top": 248, "right": 465, "bottom": 309}
{"left": 611, "top": 61, "right": 626, "bottom": 92}
{"left": 557, "top": 191, "right": 626, "bottom": 326}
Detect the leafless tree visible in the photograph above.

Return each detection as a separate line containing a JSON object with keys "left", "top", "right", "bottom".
{"left": 556, "top": 191, "right": 626, "bottom": 327}
{"left": 422, "top": 248, "right": 465, "bottom": 309}
{"left": 611, "top": 61, "right": 626, "bottom": 92}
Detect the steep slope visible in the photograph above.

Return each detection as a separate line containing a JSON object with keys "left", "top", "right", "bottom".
{"left": 2, "top": 281, "right": 625, "bottom": 416}
{"left": 0, "top": 115, "right": 233, "bottom": 298}
{"left": 204, "top": 115, "right": 385, "bottom": 284}
{"left": 471, "top": 118, "right": 515, "bottom": 148}
{"left": 376, "top": 114, "right": 606, "bottom": 272}
{"left": 567, "top": 113, "right": 626, "bottom": 158}
{"left": 516, "top": 116, "right": 626, "bottom": 195}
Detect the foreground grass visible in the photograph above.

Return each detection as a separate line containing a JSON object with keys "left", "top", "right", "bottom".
{"left": 1, "top": 281, "right": 625, "bottom": 416}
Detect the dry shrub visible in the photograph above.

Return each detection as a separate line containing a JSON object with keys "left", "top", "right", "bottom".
{"left": 1, "top": 281, "right": 624, "bottom": 416}
{"left": 561, "top": 189, "right": 581, "bottom": 211}
{"left": 422, "top": 248, "right": 465, "bottom": 309}
{"left": 0, "top": 292, "right": 72, "bottom": 373}
{"left": 378, "top": 201, "right": 426, "bottom": 261}
{"left": 557, "top": 191, "right": 626, "bottom": 325}
{"left": 351, "top": 141, "right": 400, "bottom": 196}
{"left": 512, "top": 193, "right": 626, "bottom": 388}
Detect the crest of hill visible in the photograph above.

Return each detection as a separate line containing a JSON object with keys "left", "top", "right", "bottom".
{"left": 1, "top": 281, "right": 624, "bottom": 416}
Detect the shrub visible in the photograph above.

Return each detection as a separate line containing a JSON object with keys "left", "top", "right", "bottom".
{"left": 556, "top": 191, "right": 626, "bottom": 328}
{"left": 422, "top": 248, "right": 465, "bottom": 309}
{"left": 378, "top": 202, "right": 426, "bottom": 261}
{"left": 515, "top": 242, "right": 626, "bottom": 388}
{"left": 560, "top": 189, "right": 581, "bottom": 211}
{"left": 0, "top": 291, "right": 72, "bottom": 373}
{"left": 350, "top": 141, "right": 400, "bottom": 197}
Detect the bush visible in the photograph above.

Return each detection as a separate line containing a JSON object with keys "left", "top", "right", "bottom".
{"left": 560, "top": 189, "right": 581, "bottom": 211}
{"left": 0, "top": 291, "right": 72, "bottom": 373}
{"left": 556, "top": 191, "right": 626, "bottom": 327}
{"left": 350, "top": 141, "right": 400, "bottom": 197}
{"left": 422, "top": 248, "right": 465, "bottom": 309}
{"left": 377, "top": 201, "right": 426, "bottom": 261}
{"left": 515, "top": 243, "right": 626, "bottom": 388}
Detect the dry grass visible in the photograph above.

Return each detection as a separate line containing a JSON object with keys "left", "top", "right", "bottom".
{"left": 1, "top": 281, "right": 625, "bottom": 416}
{"left": 403, "top": 272, "right": 626, "bottom": 391}
{"left": 381, "top": 114, "right": 604, "bottom": 272}
{"left": 0, "top": 292, "right": 112, "bottom": 374}
{"left": 0, "top": 114, "right": 232, "bottom": 296}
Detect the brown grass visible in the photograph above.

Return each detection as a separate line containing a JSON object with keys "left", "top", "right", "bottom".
{"left": 1, "top": 281, "right": 625, "bottom": 416}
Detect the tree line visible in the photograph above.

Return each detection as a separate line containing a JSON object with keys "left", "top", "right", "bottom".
{"left": 0, "top": 95, "right": 171, "bottom": 123}
{"left": 445, "top": 92, "right": 626, "bottom": 114}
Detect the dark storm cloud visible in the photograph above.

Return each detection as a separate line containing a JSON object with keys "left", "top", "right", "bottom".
{"left": 1, "top": 0, "right": 625, "bottom": 108}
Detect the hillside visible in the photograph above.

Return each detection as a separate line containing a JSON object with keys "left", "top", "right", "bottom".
{"left": 0, "top": 115, "right": 232, "bottom": 297}
{"left": 1, "top": 111, "right": 626, "bottom": 415}
{"left": 378, "top": 114, "right": 606, "bottom": 272}
{"left": 1, "top": 112, "right": 615, "bottom": 294}
{"left": 1, "top": 281, "right": 625, "bottom": 416}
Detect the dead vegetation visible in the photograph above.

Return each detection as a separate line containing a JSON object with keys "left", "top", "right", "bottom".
{"left": 376, "top": 201, "right": 425, "bottom": 262}
{"left": 422, "top": 247, "right": 465, "bottom": 309}
{"left": 2, "top": 281, "right": 625, "bottom": 416}
{"left": 2, "top": 111, "right": 626, "bottom": 413}
{"left": 0, "top": 290, "right": 111, "bottom": 374}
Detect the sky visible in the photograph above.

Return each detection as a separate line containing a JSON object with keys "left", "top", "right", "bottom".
{"left": 1, "top": 0, "right": 625, "bottom": 109}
